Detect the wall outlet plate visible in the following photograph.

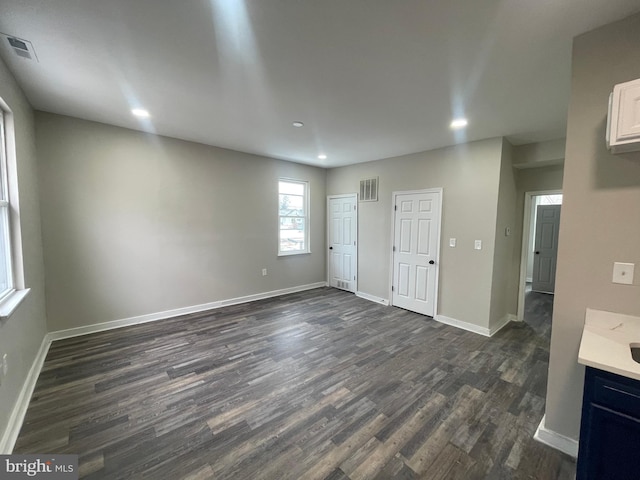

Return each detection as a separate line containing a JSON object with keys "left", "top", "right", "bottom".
{"left": 474, "top": 240, "right": 482, "bottom": 250}
{"left": 613, "top": 262, "right": 635, "bottom": 285}
{"left": 449, "top": 238, "right": 456, "bottom": 247}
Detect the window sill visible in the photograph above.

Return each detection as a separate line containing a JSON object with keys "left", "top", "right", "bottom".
{"left": 278, "top": 251, "right": 311, "bottom": 257}
{"left": 0, "top": 288, "right": 30, "bottom": 321}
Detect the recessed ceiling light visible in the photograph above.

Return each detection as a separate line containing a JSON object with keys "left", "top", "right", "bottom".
{"left": 292, "top": 121, "right": 304, "bottom": 128}
{"left": 132, "top": 108, "right": 150, "bottom": 118}
{"left": 450, "top": 118, "right": 468, "bottom": 129}
{"left": 318, "top": 154, "right": 327, "bottom": 160}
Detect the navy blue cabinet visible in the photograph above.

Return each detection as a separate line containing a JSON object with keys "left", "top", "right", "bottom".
{"left": 577, "top": 366, "right": 640, "bottom": 479}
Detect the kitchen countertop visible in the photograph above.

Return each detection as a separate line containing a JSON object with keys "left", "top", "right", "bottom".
{"left": 578, "top": 308, "right": 640, "bottom": 381}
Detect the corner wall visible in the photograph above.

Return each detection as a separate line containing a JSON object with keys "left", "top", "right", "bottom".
{"left": 489, "top": 139, "right": 519, "bottom": 329}
{"left": 545, "top": 12, "right": 640, "bottom": 440}
{"left": 327, "top": 137, "right": 504, "bottom": 330}
{"left": 36, "top": 113, "right": 327, "bottom": 331}
{"left": 0, "top": 59, "right": 48, "bottom": 450}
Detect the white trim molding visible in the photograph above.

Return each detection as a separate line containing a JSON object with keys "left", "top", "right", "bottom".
{"left": 49, "top": 282, "right": 327, "bottom": 342}
{"left": 533, "top": 415, "right": 579, "bottom": 458}
{"left": 0, "top": 334, "right": 51, "bottom": 454}
{"left": 436, "top": 315, "right": 491, "bottom": 337}
{"left": 491, "top": 314, "right": 515, "bottom": 335}
{"left": 356, "top": 291, "right": 389, "bottom": 306}
{"left": 434, "top": 314, "right": 515, "bottom": 337}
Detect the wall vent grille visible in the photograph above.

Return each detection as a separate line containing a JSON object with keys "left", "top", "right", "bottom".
{"left": 359, "top": 177, "right": 378, "bottom": 202}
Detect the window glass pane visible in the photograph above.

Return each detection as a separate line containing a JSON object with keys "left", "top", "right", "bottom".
{"left": 538, "top": 194, "right": 562, "bottom": 205}
{"left": 0, "top": 207, "right": 11, "bottom": 297}
{"left": 279, "top": 181, "right": 304, "bottom": 196}
{"left": 279, "top": 193, "right": 304, "bottom": 216}
{"left": 279, "top": 218, "right": 306, "bottom": 252}
{"left": 0, "top": 112, "right": 5, "bottom": 201}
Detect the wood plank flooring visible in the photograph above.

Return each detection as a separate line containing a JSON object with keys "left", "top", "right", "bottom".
{"left": 14, "top": 287, "right": 575, "bottom": 479}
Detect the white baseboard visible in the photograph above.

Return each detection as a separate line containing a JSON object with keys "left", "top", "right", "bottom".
{"left": 0, "top": 334, "right": 51, "bottom": 454}
{"left": 435, "top": 315, "right": 492, "bottom": 337}
{"left": 434, "top": 313, "right": 515, "bottom": 337}
{"left": 355, "top": 291, "right": 389, "bottom": 306}
{"left": 526, "top": 277, "right": 533, "bottom": 283}
{"left": 533, "top": 415, "right": 579, "bottom": 458}
{"left": 49, "top": 282, "right": 327, "bottom": 341}
{"left": 490, "top": 314, "right": 515, "bottom": 336}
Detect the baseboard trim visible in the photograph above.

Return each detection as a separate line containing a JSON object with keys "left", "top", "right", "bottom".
{"left": 533, "top": 415, "right": 579, "bottom": 458}
{"left": 49, "top": 282, "right": 327, "bottom": 341}
{"left": 435, "top": 315, "right": 491, "bottom": 337}
{"left": 355, "top": 291, "right": 389, "bottom": 306}
{"left": 0, "top": 334, "right": 51, "bottom": 454}
{"left": 490, "top": 314, "right": 515, "bottom": 336}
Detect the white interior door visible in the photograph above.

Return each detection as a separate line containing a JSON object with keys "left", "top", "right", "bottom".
{"left": 532, "top": 204, "right": 561, "bottom": 293}
{"left": 392, "top": 190, "right": 441, "bottom": 317}
{"left": 328, "top": 195, "right": 357, "bottom": 292}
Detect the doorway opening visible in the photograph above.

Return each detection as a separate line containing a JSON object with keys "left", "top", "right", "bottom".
{"left": 517, "top": 191, "right": 562, "bottom": 323}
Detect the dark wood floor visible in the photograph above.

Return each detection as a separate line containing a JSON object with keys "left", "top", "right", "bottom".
{"left": 15, "top": 287, "right": 575, "bottom": 479}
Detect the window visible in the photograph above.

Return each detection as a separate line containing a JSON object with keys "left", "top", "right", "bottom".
{"left": 278, "top": 179, "right": 309, "bottom": 255}
{"left": 0, "top": 104, "right": 28, "bottom": 319}
{"left": 0, "top": 110, "right": 13, "bottom": 300}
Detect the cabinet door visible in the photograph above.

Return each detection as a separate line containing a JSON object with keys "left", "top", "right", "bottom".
{"left": 617, "top": 82, "right": 640, "bottom": 142}
{"left": 577, "top": 402, "right": 640, "bottom": 480}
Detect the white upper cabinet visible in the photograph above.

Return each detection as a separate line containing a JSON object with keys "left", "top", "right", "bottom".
{"left": 608, "top": 78, "right": 640, "bottom": 154}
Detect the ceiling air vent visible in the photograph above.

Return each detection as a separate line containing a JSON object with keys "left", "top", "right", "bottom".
{"left": 360, "top": 177, "right": 378, "bottom": 202}
{"left": 1, "top": 34, "right": 38, "bottom": 62}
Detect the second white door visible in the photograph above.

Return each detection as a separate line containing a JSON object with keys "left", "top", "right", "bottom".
{"left": 392, "top": 190, "right": 441, "bottom": 317}
{"left": 328, "top": 195, "right": 357, "bottom": 292}
{"left": 532, "top": 204, "right": 561, "bottom": 294}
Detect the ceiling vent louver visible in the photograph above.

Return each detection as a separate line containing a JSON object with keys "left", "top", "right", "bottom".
{"left": 359, "top": 177, "right": 378, "bottom": 202}
{"left": 2, "top": 34, "right": 38, "bottom": 62}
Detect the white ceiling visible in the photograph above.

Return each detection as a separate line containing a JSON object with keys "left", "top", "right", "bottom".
{"left": 0, "top": 1, "right": 639, "bottom": 168}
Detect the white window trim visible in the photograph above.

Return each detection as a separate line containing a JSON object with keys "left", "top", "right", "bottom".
{"left": 278, "top": 178, "right": 310, "bottom": 256}
{"left": 0, "top": 100, "right": 30, "bottom": 320}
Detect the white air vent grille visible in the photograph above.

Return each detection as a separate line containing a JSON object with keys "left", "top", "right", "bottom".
{"left": 1, "top": 33, "right": 38, "bottom": 62}
{"left": 359, "top": 177, "right": 378, "bottom": 202}
{"left": 336, "top": 280, "right": 350, "bottom": 290}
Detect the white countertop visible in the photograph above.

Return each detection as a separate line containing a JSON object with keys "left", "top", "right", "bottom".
{"left": 579, "top": 308, "right": 640, "bottom": 381}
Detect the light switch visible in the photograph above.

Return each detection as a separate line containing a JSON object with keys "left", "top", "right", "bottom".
{"left": 474, "top": 240, "right": 482, "bottom": 250}
{"left": 613, "top": 262, "right": 635, "bottom": 285}
{"left": 449, "top": 238, "right": 456, "bottom": 247}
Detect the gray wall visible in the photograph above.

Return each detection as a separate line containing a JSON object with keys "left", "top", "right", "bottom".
{"left": 489, "top": 139, "right": 519, "bottom": 328}
{"left": 515, "top": 165, "right": 565, "bottom": 280}
{"left": 0, "top": 59, "right": 47, "bottom": 445}
{"left": 327, "top": 137, "right": 506, "bottom": 329}
{"left": 545, "top": 12, "right": 640, "bottom": 439}
{"left": 516, "top": 164, "right": 564, "bottom": 194}
{"left": 36, "top": 113, "right": 326, "bottom": 332}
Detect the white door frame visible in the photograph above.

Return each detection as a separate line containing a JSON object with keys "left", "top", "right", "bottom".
{"left": 388, "top": 188, "right": 443, "bottom": 316}
{"left": 326, "top": 193, "right": 358, "bottom": 292}
{"left": 516, "top": 189, "right": 562, "bottom": 321}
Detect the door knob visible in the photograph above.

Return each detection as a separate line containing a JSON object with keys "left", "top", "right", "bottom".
{"left": 329, "top": 247, "right": 333, "bottom": 250}
{"left": 535, "top": 251, "right": 540, "bottom": 255}
{"left": 429, "top": 260, "right": 435, "bottom": 265}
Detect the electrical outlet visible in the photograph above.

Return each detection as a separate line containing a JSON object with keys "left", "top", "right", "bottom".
{"left": 449, "top": 238, "right": 456, "bottom": 247}
{"left": 262, "top": 268, "right": 267, "bottom": 276}
{"left": 474, "top": 240, "right": 482, "bottom": 250}
{"left": 613, "top": 262, "right": 635, "bottom": 285}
